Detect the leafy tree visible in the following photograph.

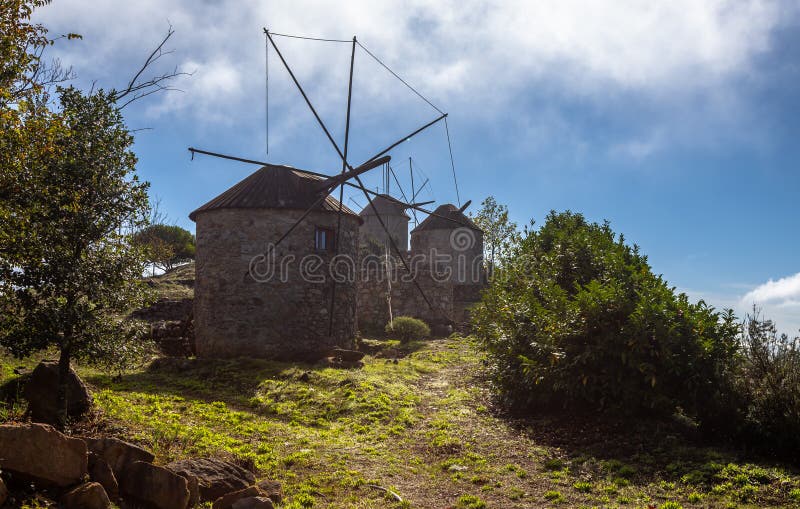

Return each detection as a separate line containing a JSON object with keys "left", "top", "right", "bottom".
{"left": 0, "top": 86, "right": 153, "bottom": 427}
{"left": 0, "top": 0, "right": 77, "bottom": 106}
{"left": 470, "top": 196, "right": 518, "bottom": 278}
{"left": 472, "top": 211, "right": 740, "bottom": 421}
{"left": 134, "top": 224, "right": 195, "bottom": 273}
{"left": 0, "top": 1, "right": 184, "bottom": 427}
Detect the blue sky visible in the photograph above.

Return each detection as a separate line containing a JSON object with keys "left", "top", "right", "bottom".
{"left": 35, "top": 1, "right": 799, "bottom": 333}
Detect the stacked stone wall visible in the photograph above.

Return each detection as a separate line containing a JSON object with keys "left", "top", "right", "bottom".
{"left": 194, "top": 208, "right": 360, "bottom": 359}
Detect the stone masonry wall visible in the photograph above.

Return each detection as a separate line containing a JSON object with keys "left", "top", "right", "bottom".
{"left": 194, "top": 208, "right": 360, "bottom": 360}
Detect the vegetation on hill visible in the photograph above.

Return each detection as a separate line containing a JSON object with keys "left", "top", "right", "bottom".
{"left": 472, "top": 210, "right": 800, "bottom": 460}
{"left": 3, "top": 336, "right": 800, "bottom": 508}
{"left": 134, "top": 224, "right": 196, "bottom": 273}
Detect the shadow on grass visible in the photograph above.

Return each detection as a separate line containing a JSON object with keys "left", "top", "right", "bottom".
{"left": 84, "top": 356, "right": 333, "bottom": 412}
{"left": 500, "top": 407, "right": 800, "bottom": 488}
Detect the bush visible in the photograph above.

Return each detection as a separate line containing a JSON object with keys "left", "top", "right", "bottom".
{"left": 472, "top": 211, "right": 740, "bottom": 419}
{"left": 385, "top": 316, "right": 430, "bottom": 343}
{"left": 733, "top": 310, "right": 800, "bottom": 455}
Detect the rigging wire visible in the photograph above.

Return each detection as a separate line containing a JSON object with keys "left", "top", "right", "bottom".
{"left": 356, "top": 41, "right": 445, "bottom": 116}
{"left": 269, "top": 31, "right": 351, "bottom": 43}
{"left": 444, "top": 116, "right": 460, "bottom": 207}
{"left": 265, "top": 31, "right": 269, "bottom": 157}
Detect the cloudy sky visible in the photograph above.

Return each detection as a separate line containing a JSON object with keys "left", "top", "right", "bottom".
{"left": 34, "top": 1, "right": 800, "bottom": 333}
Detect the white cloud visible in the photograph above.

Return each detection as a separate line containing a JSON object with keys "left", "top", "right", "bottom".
{"left": 737, "top": 273, "right": 800, "bottom": 336}
{"left": 742, "top": 272, "right": 800, "bottom": 305}
{"left": 29, "top": 0, "right": 799, "bottom": 157}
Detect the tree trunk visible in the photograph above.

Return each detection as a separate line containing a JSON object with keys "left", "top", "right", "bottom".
{"left": 55, "top": 339, "right": 72, "bottom": 430}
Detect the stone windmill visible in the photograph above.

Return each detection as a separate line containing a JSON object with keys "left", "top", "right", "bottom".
{"left": 188, "top": 30, "right": 472, "bottom": 359}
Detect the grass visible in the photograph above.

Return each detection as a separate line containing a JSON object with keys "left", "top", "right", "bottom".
{"left": 2, "top": 335, "right": 800, "bottom": 508}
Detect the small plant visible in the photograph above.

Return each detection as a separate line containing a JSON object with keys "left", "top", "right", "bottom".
{"left": 544, "top": 458, "right": 564, "bottom": 471}
{"left": 385, "top": 316, "right": 430, "bottom": 343}
{"left": 544, "top": 490, "right": 565, "bottom": 503}
{"left": 572, "top": 481, "right": 592, "bottom": 493}
{"left": 790, "top": 488, "right": 800, "bottom": 501}
{"left": 660, "top": 502, "right": 683, "bottom": 509}
{"left": 456, "top": 494, "right": 487, "bottom": 509}
{"left": 687, "top": 492, "right": 702, "bottom": 503}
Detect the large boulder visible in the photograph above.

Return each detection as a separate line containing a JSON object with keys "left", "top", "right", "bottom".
{"left": 232, "top": 497, "right": 274, "bottom": 509}
{"left": 89, "top": 456, "right": 119, "bottom": 501}
{"left": 82, "top": 436, "right": 155, "bottom": 479}
{"left": 120, "top": 461, "right": 190, "bottom": 509}
{"left": 24, "top": 360, "right": 92, "bottom": 424}
{"left": 255, "top": 480, "right": 282, "bottom": 504}
{"left": 212, "top": 486, "right": 260, "bottom": 509}
{"left": 0, "top": 478, "right": 8, "bottom": 506}
{"left": 165, "top": 457, "right": 255, "bottom": 501}
{"left": 60, "top": 482, "right": 111, "bottom": 509}
{"left": 0, "top": 423, "right": 87, "bottom": 487}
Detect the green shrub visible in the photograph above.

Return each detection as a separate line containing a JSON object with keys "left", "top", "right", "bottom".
{"left": 385, "top": 316, "right": 430, "bottom": 343}
{"left": 733, "top": 310, "right": 800, "bottom": 456}
{"left": 472, "top": 211, "right": 740, "bottom": 419}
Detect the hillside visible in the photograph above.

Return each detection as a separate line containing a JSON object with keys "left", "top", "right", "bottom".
{"left": 4, "top": 333, "right": 800, "bottom": 508}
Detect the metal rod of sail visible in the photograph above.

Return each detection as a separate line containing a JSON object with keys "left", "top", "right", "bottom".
{"left": 329, "top": 36, "right": 357, "bottom": 337}
{"left": 351, "top": 173, "right": 445, "bottom": 319}
{"left": 408, "top": 157, "right": 418, "bottom": 225}
{"left": 188, "top": 148, "right": 274, "bottom": 167}
{"left": 264, "top": 28, "right": 351, "bottom": 168}
{"left": 361, "top": 113, "right": 447, "bottom": 165}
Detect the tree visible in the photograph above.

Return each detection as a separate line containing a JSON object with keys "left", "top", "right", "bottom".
{"left": 0, "top": 87, "right": 153, "bottom": 427}
{"left": 0, "top": 1, "right": 186, "bottom": 427}
{"left": 472, "top": 211, "right": 740, "bottom": 421}
{"left": 134, "top": 224, "right": 196, "bottom": 273}
{"left": 470, "top": 196, "right": 518, "bottom": 279}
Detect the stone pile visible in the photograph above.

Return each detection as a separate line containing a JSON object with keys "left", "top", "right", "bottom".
{"left": 0, "top": 423, "right": 281, "bottom": 509}
{"left": 131, "top": 297, "right": 195, "bottom": 357}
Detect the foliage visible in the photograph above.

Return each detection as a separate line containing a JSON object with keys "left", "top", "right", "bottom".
{"left": 0, "top": 86, "right": 153, "bottom": 425}
{"left": 5, "top": 336, "right": 798, "bottom": 507}
{"left": 733, "top": 309, "right": 800, "bottom": 455}
{"left": 470, "top": 196, "right": 518, "bottom": 277}
{"left": 385, "top": 316, "right": 431, "bottom": 343}
{"left": 472, "top": 211, "right": 741, "bottom": 420}
{"left": 0, "top": 0, "right": 79, "bottom": 107}
{"left": 133, "top": 223, "right": 195, "bottom": 272}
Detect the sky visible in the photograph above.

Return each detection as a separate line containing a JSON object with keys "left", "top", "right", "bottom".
{"left": 33, "top": 0, "right": 800, "bottom": 334}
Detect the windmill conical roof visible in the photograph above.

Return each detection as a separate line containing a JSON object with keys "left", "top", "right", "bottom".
{"left": 358, "top": 194, "right": 410, "bottom": 219}
{"left": 411, "top": 204, "right": 480, "bottom": 232}
{"left": 189, "top": 164, "right": 360, "bottom": 222}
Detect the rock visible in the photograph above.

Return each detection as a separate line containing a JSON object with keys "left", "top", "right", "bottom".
{"left": 0, "top": 423, "right": 87, "bottom": 487}
{"left": 255, "top": 480, "right": 282, "bottom": 503}
{"left": 231, "top": 496, "right": 275, "bottom": 509}
{"left": 164, "top": 463, "right": 199, "bottom": 508}
{"left": 212, "top": 486, "right": 260, "bottom": 509}
{"left": 60, "top": 482, "right": 111, "bottom": 509}
{"left": 23, "top": 360, "right": 93, "bottom": 424}
{"left": 329, "top": 348, "right": 365, "bottom": 362}
{"left": 82, "top": 436, "right": 155, "bottom": 479}
{"left": 165, "top": 457, "right": 255, "bottom": 501}
{"left": 120, "top": 461, "right": 190, "bottom": 509}
{"left": 89, "top": 456, "right": 119, "bottom": 501}
{"left": 0, "top": 478, "right": 7, "bottom": 506}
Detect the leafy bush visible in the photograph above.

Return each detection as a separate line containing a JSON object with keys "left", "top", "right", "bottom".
{"left": 733, "top": 310, "right": 800, "bottom": 455}
{"left": 385, "top": 316, "right": 430, "bottom": 343}
{"left": 472, "top": 211, "right": 740, "bottom": 419}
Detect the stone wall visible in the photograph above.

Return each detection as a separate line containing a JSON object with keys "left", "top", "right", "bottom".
{"left": 355, "top": 252, "right": 485, "bottom": 334}
{"left": 194, "top": 208, "right": 360, "bottom": 360}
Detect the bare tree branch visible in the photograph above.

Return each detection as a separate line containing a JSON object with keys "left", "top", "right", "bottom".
{"left": 112, "top": 23, "right": 193, "bottom": 109}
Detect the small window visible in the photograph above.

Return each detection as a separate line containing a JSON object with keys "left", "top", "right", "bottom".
{"left": 315, "top": 227, "right": 335, "bottom": 252}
